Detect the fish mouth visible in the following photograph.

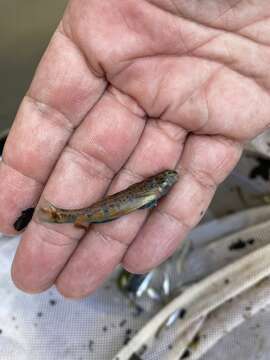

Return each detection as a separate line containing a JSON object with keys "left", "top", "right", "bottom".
{"left": 158, "top": 170, "right": 179, "bottom": 194}
{"left": 165, "top": 170, "right": 179, "bottom": 185}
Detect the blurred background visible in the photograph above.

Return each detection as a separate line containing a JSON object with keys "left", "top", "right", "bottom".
{"left": 0, "top": 0, "right": 68, "bottom": 136}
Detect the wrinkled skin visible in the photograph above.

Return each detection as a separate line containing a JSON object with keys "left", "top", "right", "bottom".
{"left": 1, "top": 0, "right": 270, "bottom": 298}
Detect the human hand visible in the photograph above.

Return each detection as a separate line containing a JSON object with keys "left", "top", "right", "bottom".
{"left": 1, "top": 0, "right": 270, "bottom": 298}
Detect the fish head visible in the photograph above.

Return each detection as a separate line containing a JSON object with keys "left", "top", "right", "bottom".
{"left": 157, "top": 170, "right": 179, "bottom": 195}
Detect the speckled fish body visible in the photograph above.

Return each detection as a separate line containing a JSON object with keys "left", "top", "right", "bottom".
{"left": 38, "top": 170, "right": 178, "bottom": 227}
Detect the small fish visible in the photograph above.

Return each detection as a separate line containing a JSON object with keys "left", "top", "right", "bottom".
{"left": 118, "top": 270, "right": 154, "bottom": 298}
{"left": 117, "top": 270, "right": 149, "bottom": 318}
{"left": 38, "top": 169, "right": 178, "bottom": 228}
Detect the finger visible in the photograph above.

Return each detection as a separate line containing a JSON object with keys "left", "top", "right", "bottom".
{"left": 11, "top": 87, "right": 145, "bottom": 293}
{"left": 56, "top": 119, "right": 187, "bottom": 298}
{"left": 0, "top": 27, "right": 106, "bottom": 234}
{"left": 123, "top": 134, "right": 242, "bottom": 273}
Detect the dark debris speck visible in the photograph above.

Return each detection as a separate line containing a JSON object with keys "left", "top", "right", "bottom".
{"left": 123, "top": 329, "right": 134, "bottom": 346}
{"left": 137, "top": 344, "right": 147, "bottom": 356}
{"left": 181, "top": 349, "right": 191, "bottom": 359}
{"left": 229, "top": 238, "right": 256, "bottom": 251}
{"left": 49, "top": 299, "right": 57, "bottom": 306}
{"left": 192, "top": 334, "right": 200, "bottom": 347}
{"left": 123, "top": 335, "right": 131, "bottom": 346}
{"left": 229, "top": 239, "right": 246, "bottom": 250}
{"left": 13, "top": 207, "right": 35, "bottom": 231}
{"left": 249, "top": 157, "right": 270, "bottom": 181}
{"left": 102, "top": 326, "right": 108, "bottom": 332}
{"left": 128, "top": 354, "right": 142, "bottom": 360}
{"left": 0, "top": 329, "right": 2, "bottom": 334}
{"left": 132, "top": 305, "right": 144, "bottom": 317}
{"left": 224, "top": 279, "right": 230, "bottom": 285}
{"left": 88, "top": 340, "right": 94, "bottom": 352}
{"left": 179, "top": 308, "right": 187, "bottom": 319}
{"left": 37, "top": 312, "right": 43, "bottom": 318}
{"left": 119, "top": 319, "right": 127, "bottom": 328}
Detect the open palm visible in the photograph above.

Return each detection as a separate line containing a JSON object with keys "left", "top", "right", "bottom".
{"left": 2, "top": 0, "right": 270, "bottom": 298}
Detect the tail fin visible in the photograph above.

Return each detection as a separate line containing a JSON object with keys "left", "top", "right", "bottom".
{"left": 37, "top": 203, "right": 60, "bottom": 223}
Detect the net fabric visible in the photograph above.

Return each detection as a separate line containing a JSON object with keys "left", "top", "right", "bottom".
{"left": 1, "top": 209, "right": 270, "bottom": 360}
{"left": 0, "top": 240, "right": 151, "bottom": 360}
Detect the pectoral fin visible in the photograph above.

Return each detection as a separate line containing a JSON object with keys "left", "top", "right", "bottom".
{"left": 74, "top": 215, "right": 89, "bottom": 230}
{"left": 139, "top": 199, "right": 158, "bottom": 210}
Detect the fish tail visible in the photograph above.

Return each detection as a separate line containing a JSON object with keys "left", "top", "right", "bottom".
{"left": 37, "top": 203, "right": 60, "bottom": 223}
